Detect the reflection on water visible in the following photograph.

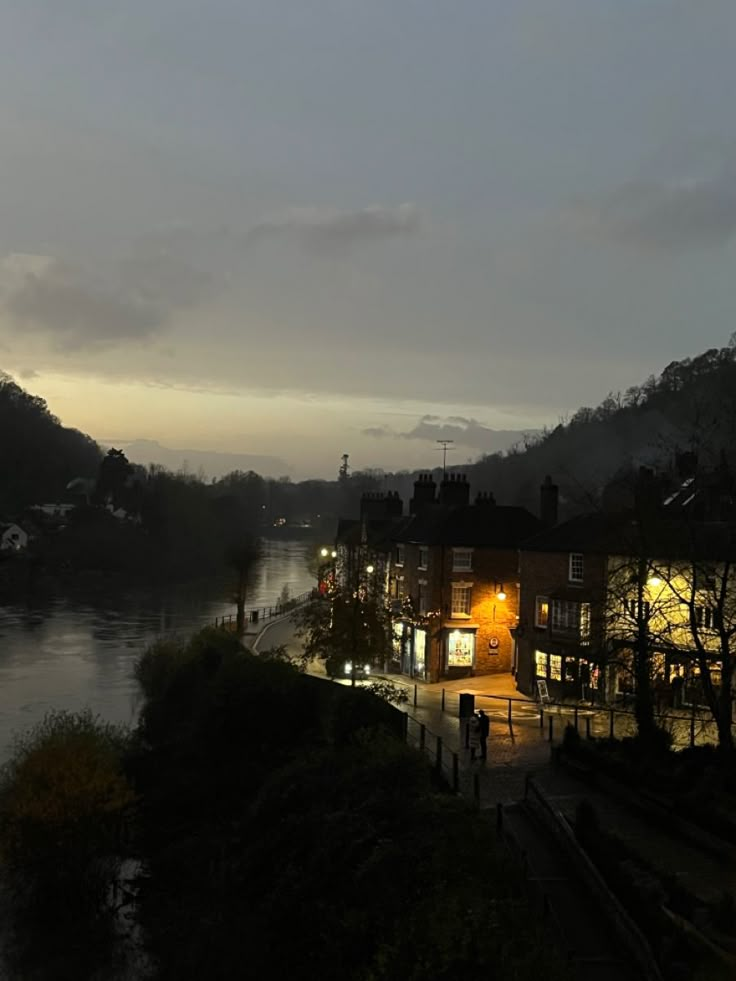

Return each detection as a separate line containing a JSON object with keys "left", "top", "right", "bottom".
{"left": 0, "top": 540, "right": 314, "bottom": 760}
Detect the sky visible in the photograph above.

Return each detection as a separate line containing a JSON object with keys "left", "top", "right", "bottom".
{"left": 2, "top": 1, "right": 736, "bottom": 479}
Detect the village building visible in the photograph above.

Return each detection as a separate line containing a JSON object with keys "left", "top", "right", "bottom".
{"left": 388, "top": 473, "right": 542, "bottom": 682}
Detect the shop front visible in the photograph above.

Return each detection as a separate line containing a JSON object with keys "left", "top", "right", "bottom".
{"left": 533, "top": 648, "right": 602, "bottom": 702}
{"left": 444, "top": 627, "right": 477, "bottom": 679}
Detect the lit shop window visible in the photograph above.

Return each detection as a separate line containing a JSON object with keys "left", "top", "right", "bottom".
{"left": 447, "top": 630, "right": 474, "bottom": 667}
{"left": 549, "top": 655, "right": 562, "bottom": 681}
{"left": 534, "top": 650, "right": 549, "bottom": 677}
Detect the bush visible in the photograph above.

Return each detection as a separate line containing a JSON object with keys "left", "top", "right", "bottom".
{"left": 0, "top": 709, "right": 134, "bottom": 916}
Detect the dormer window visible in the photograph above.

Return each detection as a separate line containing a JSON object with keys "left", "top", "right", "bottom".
{"left": 569, "top": 553, "right": 584, "bottom": 583}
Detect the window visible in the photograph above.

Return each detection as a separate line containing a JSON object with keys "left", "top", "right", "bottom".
{"left": 569, "top": 553, "right": 584, "bottom": 583}
{"left": 551, "top": 600, "right": 579, "bottom": 632}
{"left": 534, "top": 650, "right": 549, "bottom": 677}
{"left": 447, "top": 630, "right": 474, "bottom": 667}
{"left": 564, "top": 659, "right": 576, "bottom": 682}
{"left": 452, "top": 548, "right": 473, "bottom": 572}
{"left": 396, "top": 576, "right": 406, "bottom": 598}
{"left": 418, "top": 547, "right": 429, "bottom": 570}
{"left": 451, "top": 583, "right": 472, "bottom": 616}
{"left": 624, "top": 598, "right": 651, "bottom": 621}
{"left": 580, "top": 603, "right": 591, "bottom": 644}
{"left": 535, "top": 596, "right": 549, "bottom": 628}
{"left": 549, "top": 655, "right": 562, "bottom": 681}
{"left": 695, "top": 605, "right": 716, "bottom": 630}
{"left": 418, "top": 580, "right": 429, "bottom": 615}
{"left": 395, "top": 544, "right": 405, "bottom": 566}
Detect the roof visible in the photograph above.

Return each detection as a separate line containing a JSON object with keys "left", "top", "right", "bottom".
{"left": 392, "top": 504, "right": 542, "bottom": 549}
{"left": 521, "top": 510, "right": 736, "bottom": 561}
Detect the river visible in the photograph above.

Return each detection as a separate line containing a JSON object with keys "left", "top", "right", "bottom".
{"left": 0, "top": 539, "right": 314, "bottom": 761}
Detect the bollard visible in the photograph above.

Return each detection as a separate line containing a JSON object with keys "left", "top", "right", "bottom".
{"left": 441, "top": 688, "right": 446, "bottom": 712}
{"left": 413, "top": 684, "right": 418, "bottom": 707}
{"left": 539, "top": 707, "right": 544, "bottom": 729}
{"left": 548, "top": 716, "right": 554, "bottom": 742}
{"left": 507, "top": 699, "right": 513, "bottom": 730}
{"left": 609, "top": 708, "right": 615, "bottom": 739}
{"left": 420, "top": 723, "right": 426, "bottom": 750}
{"left": 574, "top": 705, "right": 579, "bottom": 732}
{"left": 452, "top": 753, "right": 459, "bottom": 792}
{"left": 585, "top": 716, "right": 591, "bottom": 740}
{"left": 435, "top": 735, "right": 443, "bottom": 770}
{"left": 465, "top": 722, "right": 470, "bottom": 749}
{"left": 690, "top": 704, "right": 696, "bottom": 748}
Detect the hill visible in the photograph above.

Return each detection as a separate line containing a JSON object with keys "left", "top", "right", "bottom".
{"left": 0, "top": 373, "right": 101, "bottom": 516}
{"left": 465, "top": 339, "right": 736, "bottom": 517}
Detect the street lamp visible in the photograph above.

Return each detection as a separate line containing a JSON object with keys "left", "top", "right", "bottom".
{"left": 366, "top": 564, "right": 375, "bottom": 574}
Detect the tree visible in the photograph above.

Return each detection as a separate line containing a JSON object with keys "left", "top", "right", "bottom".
{"left": 296, "top": 581, "right": 392, "bottom": 684}
{"left": 96, "top": 447, "right": 133, "bottom": 509}
{"left": 226, "top": 536, "right": 261, "bottom": 635}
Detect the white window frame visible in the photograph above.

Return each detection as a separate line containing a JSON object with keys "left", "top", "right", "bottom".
{"left": 418, "top": 546, "right": 429, "bottom": 570}
{"left": 534, "top": 650, "right": 549, "bottom": 678}
{"left": 535, "top": 595, "right": 549, "bottom": 628}
{"left": 395, "top": 544, "right": 405, "bottom": 567}
{"left": 452, "top": 548, "right": 473, "bottom": 572}
{"left": 418, "top": 579, "right": 429, "bottom": 615}
{"left": 569, "top": 553, "right": 584, "bottom": 583}
{"left": 451, "top": 582, "right": 472, "bottom": 617}
{"left": 551, "top": 600, "right": 580, "bottom": 632}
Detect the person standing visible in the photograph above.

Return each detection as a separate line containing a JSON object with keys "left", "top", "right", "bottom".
{"left": 477, "top": 709, "right": 489, "bottom": 762}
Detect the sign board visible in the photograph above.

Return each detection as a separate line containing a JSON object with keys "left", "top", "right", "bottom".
{"left": 537, "top": 679, "right": 551, "bottom": 705}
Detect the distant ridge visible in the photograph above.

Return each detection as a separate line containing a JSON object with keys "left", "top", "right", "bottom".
{"left": 117, "top": 439, "right": 290, "bottom": 480}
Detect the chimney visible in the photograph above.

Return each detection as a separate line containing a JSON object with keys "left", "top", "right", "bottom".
{"left": 439, "top": 472, "right": 470, "bottom": 509}
{"left": 385, "top": 490, "right": 403, "bottom": 519}
{"left": 360, "top": 491, "right": 404, "bottom": 521}
{"left": 474, "top": 490, "right": 496, "bottom": 507}
{"left": 410, "top": 473, "right": 437, "bottom": 515}
{"left": 540, "top": 475, "right": 559, "bottom": 528}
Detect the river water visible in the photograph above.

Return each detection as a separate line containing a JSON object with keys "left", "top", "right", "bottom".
{"left": 0, "top": 539, "right": 314, "bottom": 761}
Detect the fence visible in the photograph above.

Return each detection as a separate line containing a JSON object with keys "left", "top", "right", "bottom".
{"left": 213, "top": 589, "right": 314, "bottom": 632}
{"left": 383, "top": 676, "right": 729, "bottom": 750}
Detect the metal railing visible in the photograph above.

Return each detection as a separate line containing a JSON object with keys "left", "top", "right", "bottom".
{"left": 213, "top": 589, "right": 314, "bottom": 631}
{"left": 377, "top": 675, "right": 731, "bottom": 750}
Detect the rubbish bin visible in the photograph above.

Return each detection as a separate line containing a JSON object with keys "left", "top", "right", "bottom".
{"left": 458, "top": 693, "right": 475, "bottom": 718}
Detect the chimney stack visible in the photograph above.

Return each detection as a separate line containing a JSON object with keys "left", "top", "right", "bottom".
{"left": 410, "top": 473, "right": 437, "bottom": 515}
{"left": 540, "top": 475, "right": 559, "bottom": 528}
{"left": 439, "top": 472, "right": 470, "bottom": 509}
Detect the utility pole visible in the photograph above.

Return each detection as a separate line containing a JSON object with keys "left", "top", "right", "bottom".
{"left": 436, "top": 440, "right": 454, "bottom": 478}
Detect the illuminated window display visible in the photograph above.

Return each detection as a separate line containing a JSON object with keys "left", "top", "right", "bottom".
{"left": 447, "top": 630, "right": 474, "bottom": 668}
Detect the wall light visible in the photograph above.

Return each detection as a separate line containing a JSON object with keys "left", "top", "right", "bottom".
{"left": 366, "top": 565, "right": 375, "bottom": 574}
{"left": 320, "top": 548, "right": 329, "bottom": 557}
{"left": 495, "top": 583, "right": 507, "bottom": 601}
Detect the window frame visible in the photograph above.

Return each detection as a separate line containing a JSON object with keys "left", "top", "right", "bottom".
{"left": 418, "top": 546, "right": 429, "bottom": 570}
{"left": 395, "top": 544, "right": 405, "bottom": 567}
{"left": 450, "top": 582, "right": 473, "bottom": 617}
{"left": 452, "top": 548, "right": 473, "bottom": 572}
{"left": 569, "top": 552, "right": 584, "bottom": 583}
{"left": 535, "top": 595, "right": 549, "bottom": 628}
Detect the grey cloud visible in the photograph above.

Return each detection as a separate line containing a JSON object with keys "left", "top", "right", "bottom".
{"left": 582, "top": 171, "right": 736, "bottom": 251}
{"left": 1, "top": 242, "right": 215, "bottom": 350}
{"left": 363, "top": 415, "right": 536, "bottom": 454}
{"left": 248, "top": 204, "right": 422, "bottom": 253}
{"left": 5, "top": 258, "right": 159, "bottom": 348}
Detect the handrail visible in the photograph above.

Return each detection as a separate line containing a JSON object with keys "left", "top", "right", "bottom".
{"left": 525, "top": 776, "right": 663, "bottom": 981}
{"left": 213, "top": 589, "right": 314, "bottom": 630}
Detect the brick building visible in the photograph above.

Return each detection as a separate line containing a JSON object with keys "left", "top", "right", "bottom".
{"left": 388, "top": 473, "right": 541, "bottom": 682}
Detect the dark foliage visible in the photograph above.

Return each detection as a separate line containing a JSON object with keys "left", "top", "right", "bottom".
{"left": 130, "top": 629, "right": 564, "bottom": 981}
{"left": 0, "top": 372, "right": 100, "bottom": 515}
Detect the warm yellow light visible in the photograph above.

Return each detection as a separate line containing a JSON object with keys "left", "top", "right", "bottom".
{"left": 366, "top": 565, "right": 375, "bottom": 574}
{"left": 648, "top": 577, "right": 662, "bottom": 587}
{"left": 320, "top": 548, "right": 329, "bottom": 557}
{"left": 496, "top": 590, "right": 507, "bottom": 601}
{"left": 331, "top": 550, "right": 337, "bottom": 558}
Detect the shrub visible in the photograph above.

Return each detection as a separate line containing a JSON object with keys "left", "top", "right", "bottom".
{"left": 0, "top": 709, "right": 134, "bottom": 916}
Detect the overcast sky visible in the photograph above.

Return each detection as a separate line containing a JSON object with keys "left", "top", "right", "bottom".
{"left": 2, "top": 1, "right": 735, "bottom": 478}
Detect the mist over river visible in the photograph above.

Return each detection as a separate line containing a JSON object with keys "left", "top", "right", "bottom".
{"left": 0, "top": 539, "right": 313, "bottom": 761}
